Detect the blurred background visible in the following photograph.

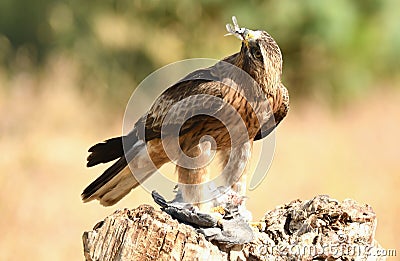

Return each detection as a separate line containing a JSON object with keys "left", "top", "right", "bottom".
{"left": 0, "top": 0, "right": 399, "bottom": 260}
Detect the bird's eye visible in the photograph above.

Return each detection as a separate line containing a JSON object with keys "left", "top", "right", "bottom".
{"left": 252, "top": 48, "right": 263, "bottom": 60}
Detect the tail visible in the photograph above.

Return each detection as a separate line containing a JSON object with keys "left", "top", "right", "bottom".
{"left": 82, "top": 133, "right": 153, "bottom": 206}
{"left": 86, "top": 132, "right": 137, "bottom": 167}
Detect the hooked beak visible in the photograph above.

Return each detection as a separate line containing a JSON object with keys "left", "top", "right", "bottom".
{"left": 241, "top": 29, "right": 257, "bottom": 48}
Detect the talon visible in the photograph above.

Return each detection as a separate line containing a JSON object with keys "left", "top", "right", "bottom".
{"left": 217, "top": 218, "right": 224, "bottom": 227}
{"left": 209, "top": 207, "right": 225, "bottom": 226}
{"left": 249, "top": 221, "right": 266, "bottom": 231}
{"left": 211, "top": 205, "right": 226, "bottom": 216}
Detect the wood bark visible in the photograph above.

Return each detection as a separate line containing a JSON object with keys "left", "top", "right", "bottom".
{"left": 82, "top": 195, "right": 385, "bottom": 260}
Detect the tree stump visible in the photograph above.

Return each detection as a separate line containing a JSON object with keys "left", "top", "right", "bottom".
{"left": 82, "top": 195, "right": 385, "bottom": 260}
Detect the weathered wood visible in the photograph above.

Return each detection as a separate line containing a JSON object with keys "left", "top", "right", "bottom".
{"left": 83, "top": 195, "right": 385, "bottom": 260}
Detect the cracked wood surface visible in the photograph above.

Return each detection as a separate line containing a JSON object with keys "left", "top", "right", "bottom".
{"left": 83, "top": 205, "right": 226, "bottom": 260}
{"left": 82, "top": 195, "right": 385, "bottom": 261}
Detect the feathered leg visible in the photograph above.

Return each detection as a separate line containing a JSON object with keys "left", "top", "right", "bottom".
{"left": 176, "top": 141, "right": 213, "bottom": 212}
{"left": 220, "top": 140, "right": 252, "bottom": 196}
{"left": 218, "top": 140, "right": 253, "bottom": 220}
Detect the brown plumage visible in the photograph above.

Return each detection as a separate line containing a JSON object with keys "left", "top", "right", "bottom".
{"left": 82, "top": 17, "right": 289, "bottom": 209}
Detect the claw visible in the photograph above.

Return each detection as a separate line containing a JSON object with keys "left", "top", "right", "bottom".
{"left": 211, "top": 205, "right": 226, "bottom": 216}
{"left": 249, "top": 221, "right": 266, "bottom": 231}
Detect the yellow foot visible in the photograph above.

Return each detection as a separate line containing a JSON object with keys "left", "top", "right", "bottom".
{"left": 210, "top": 205, "right": 226, "bottom": 216}
{"left": 209, "top": 205, "right": 226, "bottom": 226}
{"left": 249, "top": 221, "right": 266, "bottom": 231}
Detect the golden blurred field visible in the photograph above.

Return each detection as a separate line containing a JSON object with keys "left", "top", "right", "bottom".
{"left": 0, "top": 57, "right": 398, "bottom": 260}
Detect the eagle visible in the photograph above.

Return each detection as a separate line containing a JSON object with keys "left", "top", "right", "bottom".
{"left": 82, "top": 17, "right": 289, "bottom": 216}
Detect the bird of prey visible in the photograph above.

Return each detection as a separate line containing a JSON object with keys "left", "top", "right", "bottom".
{"left": 82, "top": 17, "right": 289, "bottom": 217}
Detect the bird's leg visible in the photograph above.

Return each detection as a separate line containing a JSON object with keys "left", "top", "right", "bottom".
{"left": 221, "top": 141, "right": 267, "bottom": 229}
{"left": 177, "top": 167, "right": 213, "bottom": 212}
{"left": 176, "top": 142, "right": 213, "bottom": 213}
{"left": 220, "top": 141, "right": 252, "bottom": 197}
{"left": 219, "top": 140, "right": 253, "bottom": 221}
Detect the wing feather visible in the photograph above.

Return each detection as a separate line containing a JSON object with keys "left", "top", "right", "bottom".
{"left": 142, "top": 68, "right": 227, "bottom": 141}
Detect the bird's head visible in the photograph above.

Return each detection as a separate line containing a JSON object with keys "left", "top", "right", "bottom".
{"left": 226, "top": 16, "right": 283, "bottom": 94}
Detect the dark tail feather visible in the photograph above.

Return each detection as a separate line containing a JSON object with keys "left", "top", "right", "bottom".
{"left": 82, "top": 139, "right": 146, "bottom": 206}
{"left": 81, "top": 156, "right": 128, "bottom": 201}
{"left": 86, "top": 137, "right": 123, "bottom": 167}
{"left": 86, "top": 132, "right": 138, "bottom": 167}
